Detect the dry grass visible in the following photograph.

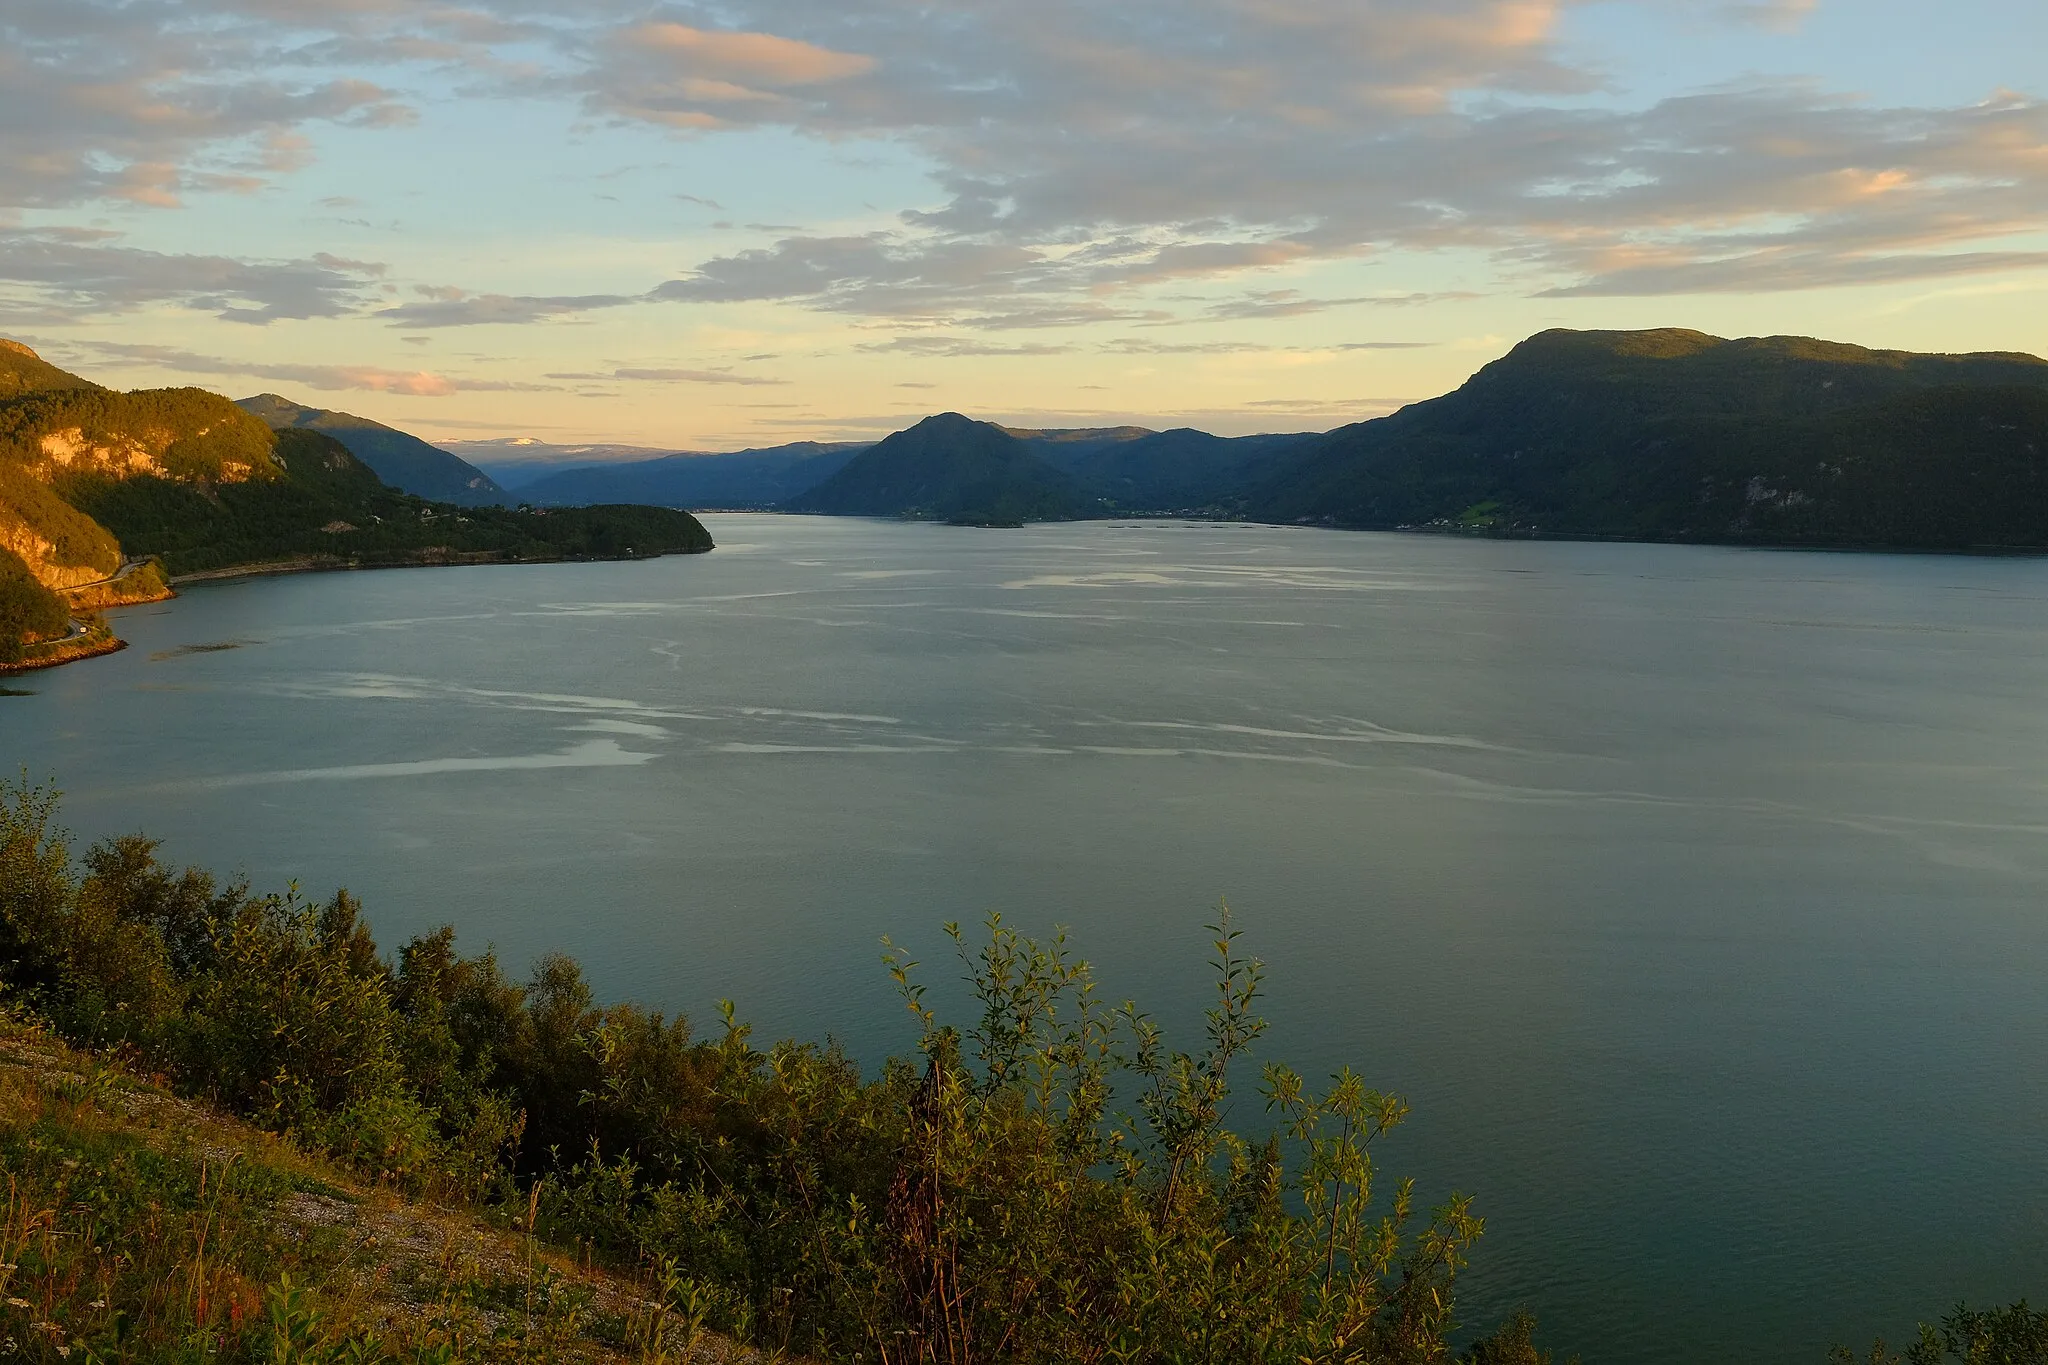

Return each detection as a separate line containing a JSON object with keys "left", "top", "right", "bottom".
{"left": 0, "top": 1018, "right": 780, "bottom": 1364}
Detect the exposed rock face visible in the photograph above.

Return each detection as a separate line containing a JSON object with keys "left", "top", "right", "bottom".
{"left": 37, "top": 428, "right": 170, "bottom": 479}
{"left": 31, "top": 427, "right": 262, "bottom": 485}
{"left": 0, "top": 517, "right": 103, "bottom": 590}
{"left": 0, "top": 339, "right": 38, "bottom": 359}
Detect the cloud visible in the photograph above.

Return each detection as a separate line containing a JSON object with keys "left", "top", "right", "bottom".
{"left": 599, "top": 22, "right": 875, "bottom": 129}
{"left": 1198, "top": 290, "right": 1477, "bottom": 320}
{"left": 66, "top": 341, "right": 552, "bottom": 395}
{"left": 543, "top": 367, "right": 789, "bottom": 385}
{"left": 1539, "top": 247, "right": 2048, "bottom": 297}
{"left": 375, "top": 290, "right": 643, "bottom": 327}
{"left": 1721, "top": 0, "right": 1818, "bottom": 32}
{"left": 857, "top": 337, "right": 1075, "bottom": 357}
{"left": 0, "top": 3, "right": 412, "bottom": 210}
{"left": 582, "top": 3, "right": 2048, "bottom": 306}
{"left": 1101, "top": 337, "right": 1432, "bottom": 355}
{"left": 1100, "top": 340, "right": 1273, "bottom": 355}
{"left": 651, "top": 234, "right": 1047, "bottom": 318}
{"left": 8, "top": 0, "right": 2047, "bottom": 343}
{"left": 0, "top": 230, "right": 382, "bottom": 322}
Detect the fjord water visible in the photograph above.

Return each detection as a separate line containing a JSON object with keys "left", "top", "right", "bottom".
{"left": 9, "top": 514, "right": 2048, "bottom": 1361}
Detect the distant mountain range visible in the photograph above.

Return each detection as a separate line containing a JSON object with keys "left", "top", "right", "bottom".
{"left": 512, "top": 442, "right": 869, "bottom": 508}
{"left": 12, "top": 324, "right": 2048, "bottom": 666}
{"left": 435, "top": 438, "right": 696, "bottom": 490}
{"left": 483, "top": 421, "right": 1322, "bottom": 521}
{"left": 223, "top": 329, "right": 2048, "bottom": 551}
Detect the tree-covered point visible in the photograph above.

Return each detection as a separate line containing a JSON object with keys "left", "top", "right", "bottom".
{"left": 0, "top": 548, "right": 68, "bottom": 663}
{"left": 62, "top": 428, "right": 712, "bottom": 574}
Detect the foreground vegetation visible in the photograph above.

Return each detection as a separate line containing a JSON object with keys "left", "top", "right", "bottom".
{"left": 1, "top": 779, "right": 2038, "bottom": 1362}
{"left": 1, "top": 779, "right": 1549, "bottom": 1364}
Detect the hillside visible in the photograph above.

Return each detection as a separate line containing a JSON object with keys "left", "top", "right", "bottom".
{"left": 1252, "top": 329, "right": 2048, "bottom": 548}
{"left": 0, "top": 341, "right": 714, "bottom": 666}
{"left": 516, "top": 440, "right": 867, "bottom": 509}
{"left": 64, "top": 428, "right": 713, "bottom": 575}
{"left": 0, "top": 545, "right": 72, "bottom": 663}
{"left": 238, "top": 393, "right": 505, "bottom": 505}
{"left": 0, "top": 339, "right": 97, "bottom": 399}
{"left": 1031, "top": 427, "right": 1318, "bottom": 511}
{"left": 785, "top": 412, "right": 1101, "bottom": 523}
{"left": 0, "top": 1014, "right": 764, "bottom": 1364}
{"left": 730, "top": 418, "right": 1310, "bottom": 522}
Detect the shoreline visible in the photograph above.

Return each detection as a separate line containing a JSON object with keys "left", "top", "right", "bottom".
{"left": 166, "top": 545, "right": 685, "bottom": 588}
{"left": 10, "top": 546, "right": 703, "bottom": 676}
{"left": 1, "top": 630, "right": 125, "bottom": 674}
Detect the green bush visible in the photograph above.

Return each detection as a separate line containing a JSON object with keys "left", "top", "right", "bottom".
{"left": 0, "top": 548, "right": 69, "bottom": 662}
{"left": 1833, "top": 1301, "right": 2048, "bottom": 1365}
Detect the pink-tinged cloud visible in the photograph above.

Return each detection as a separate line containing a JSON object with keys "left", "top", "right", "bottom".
{"left": 627, "top": 23, "right": 876, "bottom": 86}
{"left": 326, "top": 368, "right": 458, "bottom": 396}
{"left": 55, "top": 341, "right": 554, "bottom": 396}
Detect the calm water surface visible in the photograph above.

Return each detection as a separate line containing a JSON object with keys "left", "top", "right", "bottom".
{"left": 7, "top": 514, "right": 2048, "bottom": 1362}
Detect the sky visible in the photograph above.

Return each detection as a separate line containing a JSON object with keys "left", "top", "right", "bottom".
{"left": 4, "top": 0, "right": 2047, "bottom": 454}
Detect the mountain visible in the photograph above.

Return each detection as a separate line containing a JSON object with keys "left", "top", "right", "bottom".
{"left": 1025, "top": 427, "right": 1318, "bottom": 510}
{"left": 63, "top": 427, "right": 713, "bottom": 577}
{"left": 784, "top": 413, "right": 1100, "bottom": 524}
{"left": 515, "top": 441, "right": 869, "bottom": 509}
{"left": 236, "top": 394, "right": 504, "bottom": 506}
{"left": 769, "top": 416, "right": 1313, "bottom": 520}
{"left": 1252, "top": 329, "right": 2048, "bottom": 548}
{"left": 0, "top": 339, "right": 97, "bottom": 400}
{"left": 0, "top": 341, "right": 713, "bottom": 667}
{"left": 434, "top": 438, "right": 690, "bottom": 489}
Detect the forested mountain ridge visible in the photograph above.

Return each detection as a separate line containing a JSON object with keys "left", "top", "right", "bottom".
{"left": 1249, "top": 329, "right": 2048, "bottom": 548}
{"left": 1029, "top": 427, "right": 1318, "bottom": 510}
{"left": 512, "top": 439, "right": 867, "bottom": 509}
{"left": 0, "top": 343, "right": 713, "bottom": 668}
{"left": 237, "top": 393, "right": 505, "bottom": 505}
{"left": 0, "top": 338, "right": 98, "bottom": 399}
{"left": 786, "top": 412, "right": 1102, "bottom": 524}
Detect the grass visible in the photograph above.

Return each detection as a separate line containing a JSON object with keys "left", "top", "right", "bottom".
{"left": 0, "top": 1012, "right": 775, "bottom": 1365}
